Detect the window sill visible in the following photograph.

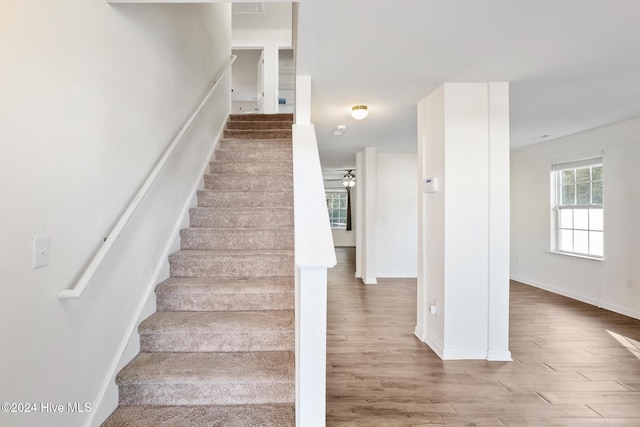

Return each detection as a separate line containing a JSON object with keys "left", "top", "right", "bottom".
{"left": 548, "top": 251, "right": 603, "bottom": 262}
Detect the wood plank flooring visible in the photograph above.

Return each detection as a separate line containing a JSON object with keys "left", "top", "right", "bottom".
{"left": 326, "top": 247, "right": 640, "bottom": 426}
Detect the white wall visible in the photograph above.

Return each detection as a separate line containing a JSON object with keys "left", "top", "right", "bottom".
{"left": 511, "top": 117, "right": 640, "bottom": 320}
{"left": 0, "top": 2, "right": 231, "bottom": 426}
{"left": 376, "top": 153, "right": 418, "bottom": 277}
{"left": 332, "top": 229, "right": 355, "bottom": 247}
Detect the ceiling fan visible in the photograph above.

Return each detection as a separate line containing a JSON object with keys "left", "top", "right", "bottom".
{"left": 324, "top": 169, "right": 356, "bottom": 188}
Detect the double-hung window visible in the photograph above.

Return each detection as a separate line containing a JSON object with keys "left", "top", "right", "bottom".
{"left": 552, "top": 156, "right": 603, "bottom": 258}
{"left": 326, "top": 191, "right": 348, "bottom": 229}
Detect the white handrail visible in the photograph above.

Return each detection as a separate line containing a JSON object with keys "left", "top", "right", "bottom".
{"left": 58, "top": 55, "right": 236, "bottom": 300}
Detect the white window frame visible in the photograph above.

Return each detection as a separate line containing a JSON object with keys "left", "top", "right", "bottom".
{"left": 551, "top": 156, "right": 603, "bottom": 259}
{"left": 325, "top": 191, "right": 348, "bottom": 229}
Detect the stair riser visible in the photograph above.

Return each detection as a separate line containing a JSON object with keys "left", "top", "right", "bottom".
{"left": 156, "top": 293, "right": 294, "bottom": 312}
{"left": 118, "top": 383, "right": 294, "bottom": 406}
{"left": 230, "top": 113, "right": 293, "bottom": 122}
{"left": 197, "top": 191, "right": 293, "bottom": 208}
{"left": 224, "top": 130, "right": 292, "bottom": 139}
{"left": 204, "top": 175, "right": 292, "bottom": 191}
{"left": 140, "top": 333, "right": 294, "bottom": 353}
{"left": 210, "top": 161, "right": 292, "bottom": 176}
{"left": 169, "top": 254, "right": 294, "bottom": 278}
{"left": 181, "top": 229, "right": 293, "bottom": 251}
{"left": 214, "top": 149, "right": 292, "bottom": 163}
{"left": 189, "top": 208, "right": 293, "bottom": 228}
{"left": 226, "top": 121, "right": 292, "bottom": 130}
{"left": 219, "top": 139, "right": 291, "bottom": 150}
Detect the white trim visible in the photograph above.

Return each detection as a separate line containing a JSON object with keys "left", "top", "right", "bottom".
{"left": 512, "top": 275, "right": 640, "bottom": 321}
{"left": 88, "top": 121, "right": 227, "bottom": 427}
{"left": 420, "top": 331, "right": 445, "bottom": 359}
{"left": 511, "top": 275, "right": 600, "bottom": 307}
{"left": 441, "top": 349, "right": 489, "bottom": 360}
{"left": 487, "top": 350, "right": 512, "bottom": 362}
{"left": 548, "top": 250, "right": 603, "bottom": 262}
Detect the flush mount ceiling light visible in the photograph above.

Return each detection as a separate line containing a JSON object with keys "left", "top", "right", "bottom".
{"left": 351, "top": 105, "right": 368, "bottom": 120}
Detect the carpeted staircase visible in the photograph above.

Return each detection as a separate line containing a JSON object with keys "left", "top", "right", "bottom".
{"left": 103, "top": 114, "right": 296, "bottom": 426}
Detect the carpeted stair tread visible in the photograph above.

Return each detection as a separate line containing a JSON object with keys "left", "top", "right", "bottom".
{"left": 209, "top": 161, "right": 292, "bottom": 175}
{"left": 102, "top": 404, "right": 294, "bottom": 427}
{"left": 139, "top": 311, "right": 294, "bottom": 352}
{"left": 226, "top": 120, "right": 292, "bottom": 130}
{"left": 214, "top": 149, "right": 292, "bottom": 163}
{"left": 140, "top": 310, "right": 293, "bottom": 333}
{"left": 224, "top": 129, "right": 292, "bottom": 139}
{"left": 169, "top": 249, "right": 294, "bottom": 278}
{"left": 229, "top": 113, "right": 292, "bottom": 122}
{"left": 196, "top": 190, "right": 292, "bottom": 208}
{"left": 116, "top": 352, "right": 294, "bottom": 406}
{"left": 117, "top": 351, "right": 294, "bottom": 385}
{"left": 180, "top": 227, "right": 293, "bottom": 250}
{"left": 155, "top": 277, "right": 294, "bottom": 312}
{"left": 157, "top": 276, "right": 294, "bottom": 294}
{"left": 189, "top": 207, "right": 293, "bottom": 228}
{"left": 219, "top": 139, "right": 292, "bottom": 150}
{"left": 204, "top": 174, "right": 292, "bottom": 191}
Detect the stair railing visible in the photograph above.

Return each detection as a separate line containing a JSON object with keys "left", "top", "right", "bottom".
{"left": 58, "top": 55, "right": 237, "bottom": 300}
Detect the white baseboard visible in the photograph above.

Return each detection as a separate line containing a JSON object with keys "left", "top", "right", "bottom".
{"left": 415, "top": 326, "right": 511, "bottom": 361}
{"left": 441, "top": 348, "right": 489, "bottom": 360}
{"left": 487, "top": 349, "right": 513, "bottom": 362}
{"left": 511, "top": 275, "right": 640, "bottom": 321}
{"left": 417, "top": 329, "right": 445, "bottom": 360}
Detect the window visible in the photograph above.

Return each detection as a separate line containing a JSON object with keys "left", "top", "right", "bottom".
{"left": 552, "top": 156, "right": 603, "bottom": 258}
{"left": 326, "top": 192, "right": 348, "bottom": 229}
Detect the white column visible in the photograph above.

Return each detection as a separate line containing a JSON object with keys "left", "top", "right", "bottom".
{"left": 361, "top": 147, "right": 377, "bottom": 284}
{"left": 354, "top": 151, "right": 363, "bottom": 279}
{"left": 487, "top": 82, "right": 512, "bottom": 361}
{"left": 416, "top": 82, "right": 511, "bottom": 361}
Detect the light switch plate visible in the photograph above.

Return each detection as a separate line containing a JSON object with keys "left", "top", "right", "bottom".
{"left": 33, "top": 235, "right": 49, "bottom": 269}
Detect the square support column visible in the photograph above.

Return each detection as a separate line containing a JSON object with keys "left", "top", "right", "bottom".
{"left": 416, "top": 82, "right": 511, "bottom": 361}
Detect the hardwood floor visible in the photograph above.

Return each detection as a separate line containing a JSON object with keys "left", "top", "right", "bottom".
{"left": 326, "top": 247, "right": 640, "bottom": 426}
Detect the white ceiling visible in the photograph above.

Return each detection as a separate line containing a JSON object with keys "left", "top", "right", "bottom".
{"left": 294, "top": 0, "right": 640, "bottom": 172}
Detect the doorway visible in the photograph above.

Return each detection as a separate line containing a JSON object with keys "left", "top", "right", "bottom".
{"left": 231, "top": 48, "right": 263, "bottom": 114}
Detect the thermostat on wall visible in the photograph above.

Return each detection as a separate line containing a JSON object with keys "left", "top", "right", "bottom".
{"left": 424, "top": 177, "right": 438, "bottom": 193}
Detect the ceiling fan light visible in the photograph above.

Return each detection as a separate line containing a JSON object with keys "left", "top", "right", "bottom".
{"left": 351, "top": 105, "right": 368, "bottom": 120}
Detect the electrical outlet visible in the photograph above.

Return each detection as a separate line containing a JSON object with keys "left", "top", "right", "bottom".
{"left": 33, "top": 235, "right": 49, "bottom": 269}
{"left": 627, "top": 279, "right": 635, "bottom": 289}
